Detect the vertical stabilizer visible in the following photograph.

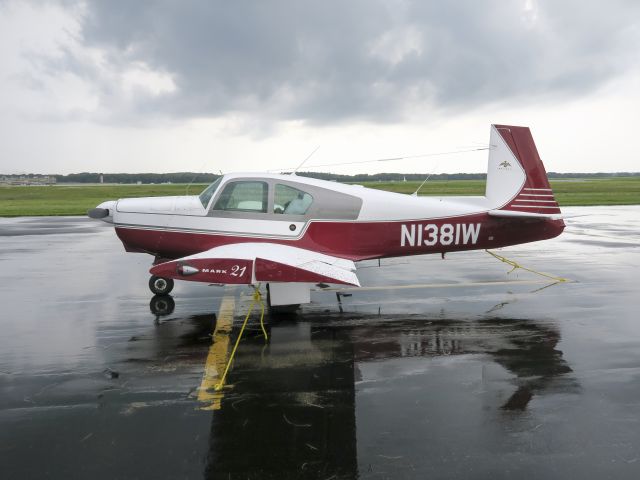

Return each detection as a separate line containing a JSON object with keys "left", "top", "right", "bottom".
{"left": 486, "top": 125, "right": 560, "bottom": 215}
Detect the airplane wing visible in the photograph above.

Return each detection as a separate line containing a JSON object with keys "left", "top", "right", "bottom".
{"left": 150, "top": 242, "right": 360, "bottom": 286}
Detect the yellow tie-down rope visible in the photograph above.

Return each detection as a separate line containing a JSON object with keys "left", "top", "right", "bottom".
{"left": 485, "top": 249, "right": 568, "bottom": 283}
{"left": 214, "top": 285, "right": 268, "bottom": 391}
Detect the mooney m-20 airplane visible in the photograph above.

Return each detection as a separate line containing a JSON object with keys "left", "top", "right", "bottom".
{"left": 89, "top": 125, "right": 564, "bottom": 307}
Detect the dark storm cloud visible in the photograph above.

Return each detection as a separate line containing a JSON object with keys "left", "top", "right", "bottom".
{"left": 68, "top": 0, "right": 640, "bottom": 123}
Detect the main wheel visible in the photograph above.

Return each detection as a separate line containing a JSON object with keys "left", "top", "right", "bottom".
{"left": 149, "top": 295, "right": 175, "bottom": 316}
{"left": 149, "top": 276, "right": 174, "bottom": 296}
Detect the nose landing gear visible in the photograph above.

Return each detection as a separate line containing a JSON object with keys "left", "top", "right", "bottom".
{"left": 149, "top": 275, "right": 174, "bottom": 296}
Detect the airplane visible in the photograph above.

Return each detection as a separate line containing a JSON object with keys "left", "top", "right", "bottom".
{"left": 88, "top": 124, "right": 565, "bottom": 309}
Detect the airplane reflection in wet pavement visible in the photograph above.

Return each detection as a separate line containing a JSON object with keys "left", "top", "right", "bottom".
{"left": 0, "top": 291, "right": 579, "bottom": 479}
{"left": 188, "top": 307, "right": 578, "bottom": 478}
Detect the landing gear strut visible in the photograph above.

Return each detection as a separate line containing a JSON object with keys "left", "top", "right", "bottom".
{"left": 149, "top": 275, "right": 174, "bottom": 296}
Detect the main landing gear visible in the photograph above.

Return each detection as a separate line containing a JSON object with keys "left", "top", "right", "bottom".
{"left": 149, "top": 275, "right": 174, "bottom": 296}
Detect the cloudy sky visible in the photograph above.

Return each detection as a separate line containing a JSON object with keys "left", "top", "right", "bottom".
{"left": 1, "top": 0, "right": 638, "bottom": 175}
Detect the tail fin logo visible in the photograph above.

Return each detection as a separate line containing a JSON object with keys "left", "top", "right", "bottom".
{"left": 498, "top": 160, "right": 512, "bottom": 169}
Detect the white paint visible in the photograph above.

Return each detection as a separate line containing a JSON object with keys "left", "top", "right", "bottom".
{"left": 484, "top": 126, "right": 526, "bottom": 209}
{"left": 114, "top": 193, "right": 305, "bottom": 237}
{"left": 118, "top": 213, "right": 306, "bottom": 237}
{"left": 400, "top": 224, "right": 414, "bottom": 247}
{"left": 95, "top": 200, "right": 117, "bottom": 223}
{"left": 117, "top": 195, "right": 204, "bottom": 215}
{"left": 179, "top": 242, "right": 359, "bottom": 286}
{"left": 509, "top": 205, "right": 560, "bottom": 209}
{"left": 462, "top": 223, "right": 481, "bottom": 244}
{"left": 424, "top": 224, "right": 438, "bottom": 246}
{"left": 268, "top": 283, "right": 312, "bottom": 306}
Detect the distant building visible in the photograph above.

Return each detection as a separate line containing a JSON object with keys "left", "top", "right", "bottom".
{"left": 99, "top": 173, "right": 104, "bottom": 184}
{"left": 0, "top": 175, "right": 57, "bottom": 186}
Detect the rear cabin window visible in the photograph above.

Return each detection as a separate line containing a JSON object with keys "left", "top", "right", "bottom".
{"left": 213, "top": 181, "right": 268, "bottom": 213}
{"left": 274, "top": 184, "right": 313, "bottom": 215}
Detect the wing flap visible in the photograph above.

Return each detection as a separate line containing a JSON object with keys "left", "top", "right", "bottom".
{"left": 255, "top": 258, "right": 360, "bottom": 286}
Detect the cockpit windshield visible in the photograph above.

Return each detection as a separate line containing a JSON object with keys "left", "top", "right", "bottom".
{"left": 198, "top": 177, "right": 222, "bottom": 208}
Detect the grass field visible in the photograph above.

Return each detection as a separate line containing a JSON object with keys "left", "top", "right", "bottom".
{"left": 0, "top": 184, "right": 206, "bottom": 216}
{"left": 362, "top": 177, "right": 640, "bottom": 207}
{"left": 0, "top": 177, "right": 638, "bottom": 216}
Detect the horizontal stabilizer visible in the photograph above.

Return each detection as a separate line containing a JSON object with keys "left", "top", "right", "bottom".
{"left": 488, "top": 209, "right": 564, "bottom": 220}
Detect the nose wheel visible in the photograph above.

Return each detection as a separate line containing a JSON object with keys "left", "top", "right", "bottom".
{"left": 149, "top": 295, "right": 175, "bottom": 316}
{"left": 149, "top": 275, "right": 174, "bottom": 296}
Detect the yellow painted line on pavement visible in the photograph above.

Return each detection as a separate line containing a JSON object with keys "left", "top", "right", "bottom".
{"left": 197, "top": 287, "right": 236, "bottom": 410}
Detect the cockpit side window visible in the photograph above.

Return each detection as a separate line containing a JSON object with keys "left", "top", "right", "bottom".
{"left": 213, "top": 181, "right": 268, "bottom": 213}
{"left": 274, "top": 184, "right": 313, "bottom": 215}
{"left": 198, "top": 178, "right": 222, "bottom": 208}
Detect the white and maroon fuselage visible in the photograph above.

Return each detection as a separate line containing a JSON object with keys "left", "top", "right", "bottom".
{"left": 112, "top": 186, "right": 563, "bottom": 262}
{"left": 90, "top": 125, "right": 565, "bottom": 303}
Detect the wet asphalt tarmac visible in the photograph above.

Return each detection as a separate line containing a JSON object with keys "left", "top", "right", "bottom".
{"left": 1, "top": 206, "right": 639, "bottom": 479}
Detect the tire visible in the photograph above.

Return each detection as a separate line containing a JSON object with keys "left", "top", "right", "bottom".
{"left": 149, "top": 276, "right": 174, "bottom": 296}
{"left": 149, "top": 295, "right": 175, "bottom": 316}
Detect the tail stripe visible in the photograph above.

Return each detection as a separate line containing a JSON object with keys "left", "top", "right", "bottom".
{"left": 508, "top": 205, "right": 561, "bottom": 210}
{"left": 509, "top": 189, "right": 560, "bottom": 212}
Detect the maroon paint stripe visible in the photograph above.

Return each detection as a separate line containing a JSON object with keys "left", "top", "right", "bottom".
{"left": 254, "top": 258, "right": 355, "bottom": 285}
{"left": 150, "top": 258, "right": 254, "bottom": 284}
{"left": 116, "top": 211, "right": 565, "bottom": 263}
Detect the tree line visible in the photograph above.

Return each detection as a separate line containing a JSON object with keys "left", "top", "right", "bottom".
{"left": 0, "top": 171, "right": 637, "bottom": 184}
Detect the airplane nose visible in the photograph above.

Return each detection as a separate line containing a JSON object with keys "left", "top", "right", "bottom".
{"left": 88, "top": 200, "right": 116, "bottom": 222}
{"left": 88, "top": 208, "right": 109, "bottom": 219}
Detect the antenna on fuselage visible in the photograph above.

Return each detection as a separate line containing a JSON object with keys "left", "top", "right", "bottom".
{"left": 291, "top": 146, "right": 320, "bottom": 175}
{"left": 268, "top": 146, "right": 488, "bottom": 173}
{"left": 185, "top": 171, "right": 203, "bottom": 196}
{"left": 185, "top": 155, "right": 218, "bottom": 196}
{"left": 412, "top": 176, "right": 431, "bottom": 196}
{"left": 411, "top": 160, "right": 442, "bottom": 196}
